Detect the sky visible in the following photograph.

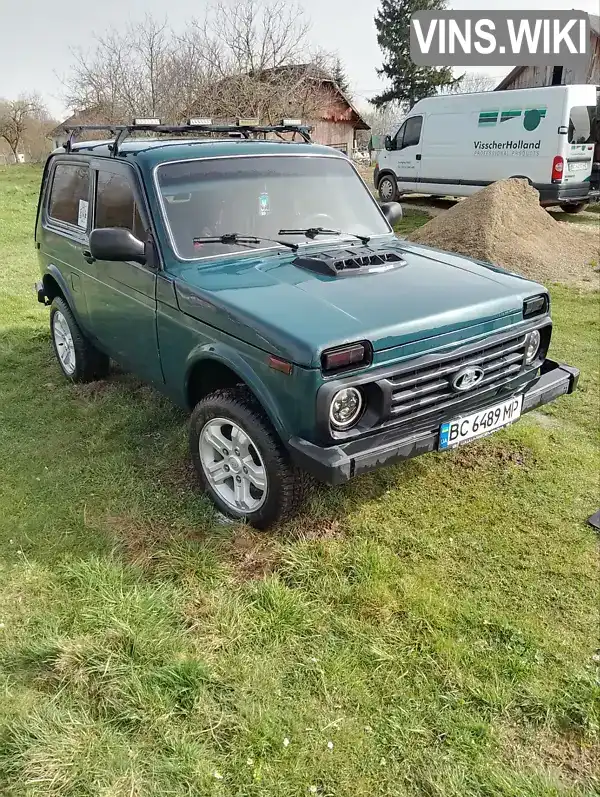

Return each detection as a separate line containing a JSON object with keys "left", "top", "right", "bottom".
{"left": 1, "top": 0, "right": 598, "bottom": 120}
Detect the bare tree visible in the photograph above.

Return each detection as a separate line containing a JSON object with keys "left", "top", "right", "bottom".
{"left": 446, "top": 72, "right": 497, "bottom": 94}
{"left": 205, "top": 0, "right": 311, "bottom": 74}
{"left": 360, "top": 103, "right": 404, "bottom": 139}
{"left": 62, "top": 1, "right": 337, "bottom": 128}
{"left": 64, "top": 16, "right": 177, "bottom": 121}
{"left": 0, "top": 94, "right": 46, "bottom": 162}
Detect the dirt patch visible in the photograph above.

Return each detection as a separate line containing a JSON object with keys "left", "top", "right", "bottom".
{"left": 499, "top": 726, "right": 600, "bottom": 789}
{"left": 407, "top": 178, "right": 600, "bottom": 288}
{"left": 283, "top": 514, "right": 345, "bottom": 542}
{"left": 104, "top": 513, "right": 195, "bottom": 569}
{"left": 72, "top": 372, "right": 147, "bottom": 400}
{"left": 157, "top": 459, "right": 199, "bottom": 497}
{"left": 228, "top": 527, "right": 280, "bottom": 581}
{"left": 448, "top": 440, "right": 535, "bottom": 470}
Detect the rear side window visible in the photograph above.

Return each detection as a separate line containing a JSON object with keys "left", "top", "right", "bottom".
{"left": 402, "top": 116, "right": 423, "bottom": 148}
{"left": 48, "top": 163, "right": 90, "bottom": 227}
{"left": 568, "top": 106, "right": 595, "bottom": 144}
{"left": 95, "top": 172, "right": 145, "bottom": 239}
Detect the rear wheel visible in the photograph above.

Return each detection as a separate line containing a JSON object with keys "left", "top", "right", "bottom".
{"left": 50, "top": 297, "right": 109, "bottom": 382}
{"left": 190, "top": 387, "right": 304, "bottom": 529}
{"left": 559, "top": 202, "right": 587, "bottom": 214}
{"left": 378, "top": 174, "right": 398, "bottom": 203}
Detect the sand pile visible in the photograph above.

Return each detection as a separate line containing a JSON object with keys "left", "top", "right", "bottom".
{"left": 407, "top": 179, "right": 599, "bottom": 287}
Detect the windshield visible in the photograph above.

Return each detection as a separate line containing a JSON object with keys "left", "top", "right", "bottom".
{"left": 155, "top": 155, "right": 391, "bottom": 259}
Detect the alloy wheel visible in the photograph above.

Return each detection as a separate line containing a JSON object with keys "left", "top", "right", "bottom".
{"left": 199, "top": 417, "right": 268, "bottom": 513}
{"left": 52, "top": 311, "right": 76, "bottom": 375}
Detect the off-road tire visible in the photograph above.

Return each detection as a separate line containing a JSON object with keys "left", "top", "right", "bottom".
{"left": 559, "top": 202, "right": 587, "bottom": 214}
{"left": 190, "top": 386, "right": 305, "bottom": 529}
{"left": 50, "top": 297, "right": 110, "bottom": 383}
{"left": 378, "top": 174, "right": 399, "bottom": 203}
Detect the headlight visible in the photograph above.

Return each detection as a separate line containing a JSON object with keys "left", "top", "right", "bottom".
{"left": 525, "top": 329, "right": 541, "bottom": 364}
{"left": 329, "top": 387, "right": 363, "bottom": 430}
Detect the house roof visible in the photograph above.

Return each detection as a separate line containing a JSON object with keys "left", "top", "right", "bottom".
{"left": 253, "top": 64, "right": 370, "bottom": 130}
{"left": 494, "top": 13, "right": 600, "bottom": 90}
{"left": 49, "top": 107, "right": 114, "bottom": 138}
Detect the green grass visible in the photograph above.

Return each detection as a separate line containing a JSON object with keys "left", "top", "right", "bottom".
{"left": 585, "top": 203, "right": 600, "bottom": 214}
{"left": 394, "top": 207, "right": 432, "bottom": 236}
{"left": 0, "top": 163, "right": 599, "bottom": 796}
{"left": 549, "top": 210, "right": 600, "bottom": 226}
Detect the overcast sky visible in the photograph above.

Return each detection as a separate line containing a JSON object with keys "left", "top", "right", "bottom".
{"left": 1, "top": 0, "right": 598, "bottom": 119}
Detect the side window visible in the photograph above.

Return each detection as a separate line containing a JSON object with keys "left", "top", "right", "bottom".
{"left": 95, "top": 171, "right": 145, "bottom": 239}
{"left": 48, "top": 163, "right": 90, "bottom": 228}
{"left": 393, "top": 122, "right": 405, "bottom": 149}
{"left": 402, "top": 116, "right": 423, "bottom": 148}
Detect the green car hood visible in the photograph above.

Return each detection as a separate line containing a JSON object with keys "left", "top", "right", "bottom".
{"left": 173, "top": 239, "right": 544, "bottom": 368}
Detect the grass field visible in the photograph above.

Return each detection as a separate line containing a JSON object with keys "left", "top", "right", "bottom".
{"left": 0, "top": 164, "right": 598, "bottom": 796}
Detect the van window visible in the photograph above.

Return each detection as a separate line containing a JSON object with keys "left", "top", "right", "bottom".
{"left": 95, "top": 171, "right": 145, "bottom": 239}
{"left": 402, "top": 116, "right": 423, "bottom": 148}
{"left": 568, "top": 106, "right": 595, "bottom": 144}
{"left": 392, "top": 122, "right": 405, "bottom": 149}
{"left": 48, "top": 163, "right": 90, "bottom": 227}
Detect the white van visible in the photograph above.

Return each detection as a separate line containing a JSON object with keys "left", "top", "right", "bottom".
{"left": 375, "top": 84, "right": 599, "bottom": 212}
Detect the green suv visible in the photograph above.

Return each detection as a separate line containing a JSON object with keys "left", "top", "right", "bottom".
{"left": 35, "top": 122, "right": 579, "bottom": 528}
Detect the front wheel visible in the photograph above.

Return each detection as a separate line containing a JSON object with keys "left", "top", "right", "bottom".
{"left": 378, "top": 174, "right": 398, "bottom": 203}
{"left": 190, "top": 387, "right": 304, "bottom": 529}
{"left": 559, "top": 202, "right": 587, "bottom": 214}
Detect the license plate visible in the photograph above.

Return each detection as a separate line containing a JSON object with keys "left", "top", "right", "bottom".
{"left": 439, "top": 395, "right": 523, "bottom": 450}
{"left": 568, "top": 160, "right": 590, "bottom": 172}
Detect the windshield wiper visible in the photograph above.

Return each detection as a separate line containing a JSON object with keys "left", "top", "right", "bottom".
{"left": 192, "top": 232, "right": 298, "bottom": 252}
{"left": 278, "top": 227, "right": 371, "bottom": 245}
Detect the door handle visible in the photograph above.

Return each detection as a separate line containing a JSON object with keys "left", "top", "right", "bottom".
{"left": 416, "top": 154, "right": 422, "bottom": 161}
{"left": 82, "top": 250, "right": 95, "bottom": 264}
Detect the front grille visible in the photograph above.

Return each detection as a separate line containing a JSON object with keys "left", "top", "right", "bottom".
{"left": 383, "top": 331, "right": 529, "bottom": 430}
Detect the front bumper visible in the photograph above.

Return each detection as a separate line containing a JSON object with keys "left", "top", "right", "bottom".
{"left": 287, "top": 359, "right": 579, "bottom": 485}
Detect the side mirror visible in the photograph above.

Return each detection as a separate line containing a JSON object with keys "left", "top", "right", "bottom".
{"left": 89, "top": 228, "right": 146, "bottom": 265}
{"left": 384, "top": 135, "right": 393, "bottom": 151}
{"left": 380, "top": 202, "right": 403, "bottom": 227}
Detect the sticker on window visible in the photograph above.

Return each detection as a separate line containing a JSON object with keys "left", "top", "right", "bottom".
{"left": 258, "top": 191, "right": 270, "bottom": 216}
{"left": 78, "top": 199, "right": 88, "bottom": 228}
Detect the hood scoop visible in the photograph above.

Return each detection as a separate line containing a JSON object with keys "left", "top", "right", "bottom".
{"left": 292, "top": 246, "right": 407, "bottom": 278}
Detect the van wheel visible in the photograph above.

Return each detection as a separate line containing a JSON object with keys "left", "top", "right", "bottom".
{"left": 559, "top": 202, "right": 587, "bottom": 214}
{"left": 378, "top": 174, "right": 398, "bottom": 202}
{"left": 190, "top": 386, "right": 304, "bottom": 529}
{"left": 50, "top": 297, "right": 109, "bottom": 382}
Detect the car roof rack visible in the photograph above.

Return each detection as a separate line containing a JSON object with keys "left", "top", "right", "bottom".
{"left": 61, "top": 122, "right": 313, "bottom": 156}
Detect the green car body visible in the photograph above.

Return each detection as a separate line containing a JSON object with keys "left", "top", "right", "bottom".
{"left": 34, "top": 133, "right": 579, "bottom": 527}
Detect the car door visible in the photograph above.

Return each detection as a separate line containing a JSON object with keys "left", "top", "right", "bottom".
{"left": 392, "top": 115, "right": 423, "bottom": 192}
{"left": 39, "top": 158, "right": 93, "bottom": 329}
{"left": 87, "top": 160, "right": 163, "bottom": 385}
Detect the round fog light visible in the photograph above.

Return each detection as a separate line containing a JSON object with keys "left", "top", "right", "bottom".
{"left": 330, "top": 387, "right": 363, "bottom": 430}
{"left": 525, "top": 329, "right": 541, "bottom": 364}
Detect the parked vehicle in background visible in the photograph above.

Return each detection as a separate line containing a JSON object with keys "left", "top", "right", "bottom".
{"left": 375, "top": 84, "right": 599, "bottom": 213}
{"left": 34, "top": 122, "right": 579, "bottom": 528}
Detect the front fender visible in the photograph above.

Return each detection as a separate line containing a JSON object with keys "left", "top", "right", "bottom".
{"left": 43, "top": 264, "right": 76, "bottom": 312}
{"left": 185, "top": 342, "right": 291, "bottom": 438}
